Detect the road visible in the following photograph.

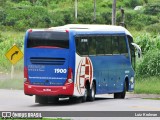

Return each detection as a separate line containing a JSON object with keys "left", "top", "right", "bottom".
{"left": 0, "top": 89, "right": 160, "bottom": 119}
{"left": 0, "top": 89, "right": 160, "bottom": 111}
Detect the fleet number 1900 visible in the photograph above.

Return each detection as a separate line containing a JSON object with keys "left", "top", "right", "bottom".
{"left": 54, "top": 69, "right": 67, "bottom": 73}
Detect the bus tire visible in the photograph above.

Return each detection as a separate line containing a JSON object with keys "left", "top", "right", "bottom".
{"left": 114, "top": 82, "right": 126, "bottom": 99}
{"left": 82, "top": 86, "right": 88, "bottom": 102}
{"left": 35, "top": 95, "right": 48, "bottom": 104}
{"left": 88, "top": 82, "right": 95, "bottom": 101}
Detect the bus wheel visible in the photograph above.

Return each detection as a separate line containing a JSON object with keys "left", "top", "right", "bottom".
{"left": 35, "top": 95, "right": 48, "bottom": 104}
{"left": 88, "top": 82, "right": 95, "bottom": 101}
{"left": 82, "top": 87, "right": 88, "bottom": 102}
{"left": 114, "top": 82, "right": 126, "bottom": 99}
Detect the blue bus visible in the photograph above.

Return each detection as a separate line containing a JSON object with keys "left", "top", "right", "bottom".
{"left": 24, "top": 24, "right": 141, "bottom": 104}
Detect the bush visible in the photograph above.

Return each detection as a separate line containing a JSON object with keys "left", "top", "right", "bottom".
{"left": 50, "top": 8, "right": 74, "bottom": 26}
{"left": 137, "top": 49, "right": 160, "bottom": 76}
{"left": 100, "top": 11, "right": 112, "bottom": 24}
{"left": 144, "top": 3, "right": 160, "bottom": 15}
{"left": 3, "top": 6, "right": 52, "bottom": 31}
{"left": 136, "top": 33, "right": 160, "bottom": 76}
{"left": 0, "top": 8, "right": 6, "bottom": 24}
{"left": 135, "top": 33, "right": 160, "bottom": 54}
{"left": 99, "top": 0, "right": 112, "bottom": 8}
{"left": 124, "top": 10, "right": 159, "bottom": 29}
{"left": 145, "top": 23, "right": 160, "bottom": 33}
{"left": 123, "top": 0, "right": 143, "bottom": 8}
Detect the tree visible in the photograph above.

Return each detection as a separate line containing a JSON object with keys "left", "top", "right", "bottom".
{"left": 29, "top": 0, "right": 37, "bottom": 5}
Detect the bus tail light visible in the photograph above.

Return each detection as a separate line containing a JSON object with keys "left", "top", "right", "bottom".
{"left": 28, "top": 29, "right": 32, "bottom": 33}
{"left": 65, "top": 68, "right": 73, "bottom": 85}
{"left": 65, "top": 30, "right": 69, "bottom": 33}
{"left": 24, "top": 67, "right": 30, "bottom": 84}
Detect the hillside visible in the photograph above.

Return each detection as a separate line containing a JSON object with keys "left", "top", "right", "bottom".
{"left": 0, "top": 0, "right": 160, "bottom": 32}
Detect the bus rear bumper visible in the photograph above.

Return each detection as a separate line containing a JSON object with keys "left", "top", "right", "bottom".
{"left": 24, "top": 83, "right": 74, "bottom": 96}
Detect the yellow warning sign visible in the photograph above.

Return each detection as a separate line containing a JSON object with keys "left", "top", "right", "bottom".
{"left": 5, "top": 45, "right": 23, "bottom": 65}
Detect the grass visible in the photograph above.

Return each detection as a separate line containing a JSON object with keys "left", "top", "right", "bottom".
{"left": 143, "top": 98, "right": 160, "bottom": 100}
{"left": 135, "top": 76, "right": 160, "bottom": 94}
{"left": 0, "top": 71, "right": 23, "bottom": 90}
{"left": 0, "top": 78, "right": 23, "bottom": 90}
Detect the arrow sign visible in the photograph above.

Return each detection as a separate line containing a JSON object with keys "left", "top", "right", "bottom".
{"left": 11, "top": 51, "right": 19, "bottom": 60}
{"left": 5, "top": 45, "right": 23, "bottom": 65}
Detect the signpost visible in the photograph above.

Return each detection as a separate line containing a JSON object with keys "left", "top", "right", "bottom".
{"left": 112, "top": 0, "right": 116, "bottom": 25}
{"left": 5, "top": 45, "right": 23, "bottom": 79}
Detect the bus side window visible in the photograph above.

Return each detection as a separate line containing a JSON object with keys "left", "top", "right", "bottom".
{"left": 75, "top": 37, "right": 81, "bottom": 55}
{"left": 105, "top": 36, "right": 112, "bottom": 54}
{"left": 112, "top": 36, "right": 120, "bottom": 54}
{"left": 119, "top": 36, "right": 128, "bottom": 55}
{"left": 81, "top": 37, "right": 89, "bottom": 55}
{"left": 88, "top": 37, "right": 96, "bottom": 55}
{"left": 96, "top": 36, "right": 105, "bottom": 55}
{"left": 75, "top": 37, "right": 89, "bottom": 56}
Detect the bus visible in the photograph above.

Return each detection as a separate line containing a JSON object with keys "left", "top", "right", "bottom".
{"left": 24, "top": 24, "right": 141, "bottom": 104}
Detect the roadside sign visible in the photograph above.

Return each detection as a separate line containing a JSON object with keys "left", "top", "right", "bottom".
{"left": 5, "top": 45, "right": 23, "bottom": 65}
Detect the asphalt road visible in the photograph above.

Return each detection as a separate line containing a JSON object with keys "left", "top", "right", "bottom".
{"left": 0, "top": 89, "right": 160, "bottom": 120}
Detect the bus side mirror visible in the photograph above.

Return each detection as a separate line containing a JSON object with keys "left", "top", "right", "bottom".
{"left": 131, "top": 43, "right": 142, "bottom": 58}
{"left": 138, "top": 52, "right": 140, "bottom": 58}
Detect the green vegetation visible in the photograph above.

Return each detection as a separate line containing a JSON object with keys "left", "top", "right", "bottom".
{"left": 0, "top": 78, "right": 23, "bottom": 90}
{"left": 144, "top": 98, "right": 160, "bottom": 100}
{"left": 135, "top": 34, "right": 160, "bottom": 76}
{"left": 0, "top": 31, "right": 24, "bottom": 72}
{"left": 0, "top": 0, "right": 160, "bottom": 94}
{"left": 135, "top": 76, "right": 160, "bottom": 94}
{"left": 0, "top": 0, "right": 160, "bottom": 31}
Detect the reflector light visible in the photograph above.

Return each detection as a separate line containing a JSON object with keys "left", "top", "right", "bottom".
{"left": 24, "top": 67, "right": 29, "bottom": 84}
{"left": 65, "top": 68, "right": 73, "bottom": 85}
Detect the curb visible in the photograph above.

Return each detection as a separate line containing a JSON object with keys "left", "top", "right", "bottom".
{"left": 126, "top": 93, "right": 160, "bottom": 98}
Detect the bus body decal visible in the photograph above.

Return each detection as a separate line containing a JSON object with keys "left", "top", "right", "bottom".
{"left": 74, "top": 54, "right": 93, "bottom": 96}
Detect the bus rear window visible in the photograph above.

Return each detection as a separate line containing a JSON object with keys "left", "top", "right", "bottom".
{"left": 27, "top": 31, "right": 69, "bottom": 48}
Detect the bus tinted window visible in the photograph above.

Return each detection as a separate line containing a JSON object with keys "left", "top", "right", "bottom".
{"left": 96, "top": 36, "right": 106, "bottom": 55}
{"left": 105, "top": 36, "right": 112, "bottom": 54}
{"left": 112, "top": 36, "right": 128, "bottom": 54}
{"left": 76, "top": 35, "right": 128, "bottom": 56}
{"left": 112, "top": 36, "right": 120, "bottom": 54}
{"left": 88, "top": 37, "right": 96, "bottom": 55}
{"left": 76, "top": 37, "right": 88, "bottom": 55}
{"left": 27, "top": 31, "right": 69, "bottom": 48}
{"left": 119, "top": 36, "right": 128, "bottom": 54}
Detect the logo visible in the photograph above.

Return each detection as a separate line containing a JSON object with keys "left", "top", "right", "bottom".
{"left": 76, "top": 57, "right": 93, "bottom": 95}
{"left": 1, "top": 112, "right": 42, "bottom": 119}
{"left": 2, "top": 112, "right": 11, "bottom": 118}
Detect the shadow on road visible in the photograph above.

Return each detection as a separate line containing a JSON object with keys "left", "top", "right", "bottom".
{"left": 29, "top": 97, "right": 113, "bottom": 107}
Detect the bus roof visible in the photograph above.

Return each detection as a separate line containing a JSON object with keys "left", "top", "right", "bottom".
{"left": 30, "top": 24, "right": 132, "bottom": 37}
{"left": 49, "top": 24, "right": 132, "bottom": 37}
